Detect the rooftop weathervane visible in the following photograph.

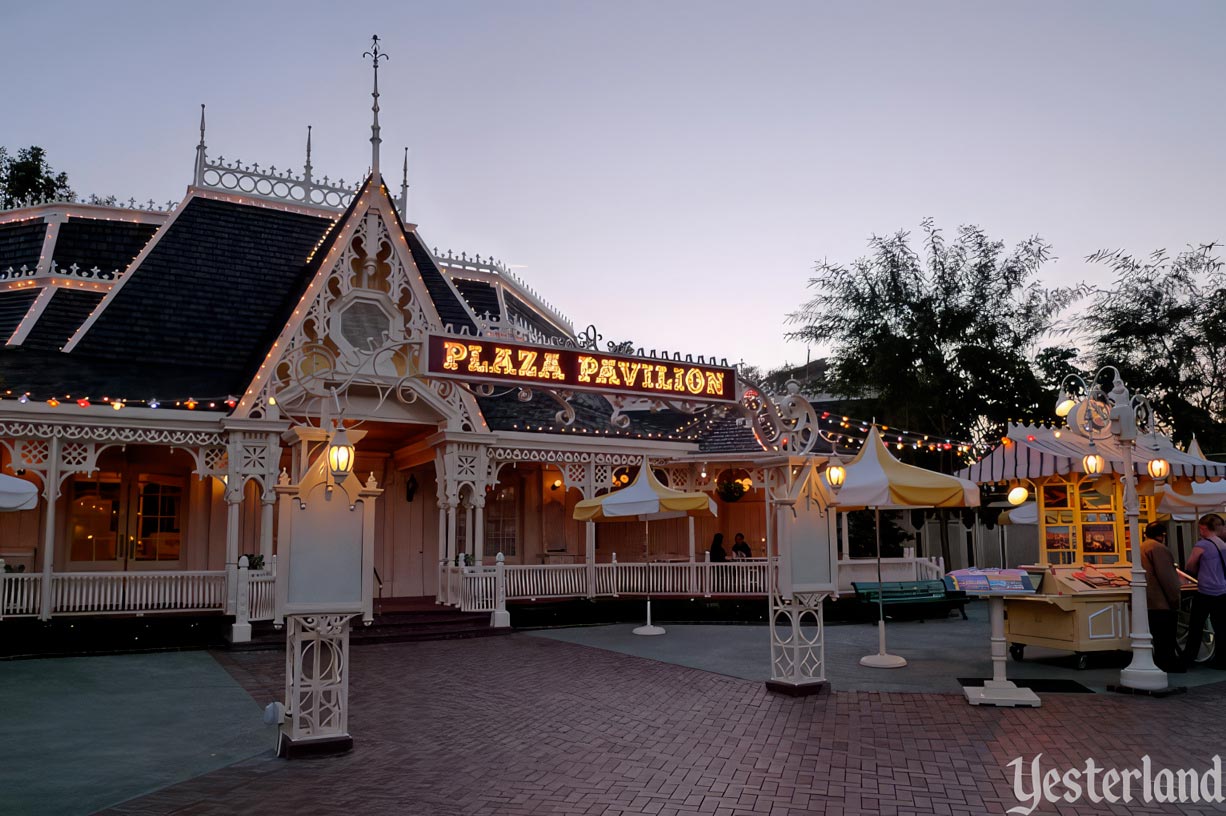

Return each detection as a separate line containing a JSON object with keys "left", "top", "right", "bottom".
{"left": 364, "top": 35, "right": 388, "bottom": 179}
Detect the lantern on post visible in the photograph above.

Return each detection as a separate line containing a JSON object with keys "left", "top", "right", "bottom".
{"left": 328, "top": 425, "right": 355, "bottom": 484}
{"left": 1147, "top": 457, "right": 1170, "bottom": 482}
{"left": 825, "top": 459, "right": 846, "bottom": 492}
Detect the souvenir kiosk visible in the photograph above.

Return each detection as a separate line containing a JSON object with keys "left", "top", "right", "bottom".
{"left": 959, "top": 422, "right": 1226, "bottom": 668}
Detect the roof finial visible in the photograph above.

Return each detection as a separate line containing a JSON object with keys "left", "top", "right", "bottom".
{"left": 399, "top": 147, "right": 409, "bottom": 219}
{"left": 193, "top": 104, "right": 207, "bottom": 186}
{"left": 304, "top": 125, "right": 314, "bottom": 185}
{"left": 363, "top": 35, "right": 388, "bottom": 180}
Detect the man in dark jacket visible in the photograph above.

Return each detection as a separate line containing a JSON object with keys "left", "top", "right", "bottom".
{"left": 1140, "top": 522, "right": 1184, "bottom": 673}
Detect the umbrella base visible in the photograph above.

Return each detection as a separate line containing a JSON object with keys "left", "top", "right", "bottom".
{"left": 860, "top": 652, "right": 908, "bottom": 668}
{"left": 633, "top": 624, "right": 667, "bottom": 636}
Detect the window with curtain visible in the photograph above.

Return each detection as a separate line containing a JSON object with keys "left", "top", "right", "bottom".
{"left": 484, "top": 484, "right": 518, "bottom": 557}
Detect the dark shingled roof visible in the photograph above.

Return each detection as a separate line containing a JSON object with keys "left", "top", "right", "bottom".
{"left": 452, "top": 278, "right": 501, "bottom": 321}
{"left": 22, "top": 289, "right": 105, "bottom": 352}
{"left": 504, "top": 291, "right": 566, "bottom": 340}
{"left": 0, "top": 290, "right": 38, "bottom": 341}
{"left": 403, "top": 231, "right": 476, "bottom": 334}
{"left": 477, "top": 389, "right": 695, "bottom": 438}
{"left": 0, "top": 196, "right": 336, "bottom": 399}
{"left": 696, "top": 410, "right": 767, "bottom": 453}
{"left": 52, "top": 218, "right": 159, "bottom": 275}
{"left": 0, "top": 220, "right": 47, "bottom": 272}
{"left": 76, "top": 197, "right": 333, "bottom": 390}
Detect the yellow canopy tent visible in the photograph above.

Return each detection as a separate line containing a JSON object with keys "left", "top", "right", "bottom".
{"left": 829, "top": 426, "right": 980, "bottom": 667}
{"left": 573, "top": 464, "right": 716, "bottom": 522}
{"left": 573, "top": 462, "right": 716, "bottom": 636}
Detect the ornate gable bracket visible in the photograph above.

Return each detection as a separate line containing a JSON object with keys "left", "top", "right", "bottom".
{"left": 234, "top": 182, "right": 484, "bottom": 434}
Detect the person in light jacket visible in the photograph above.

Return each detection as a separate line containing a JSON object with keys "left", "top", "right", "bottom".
{"left": 1140, "top": 522, "right": 1183, "bottom": 673}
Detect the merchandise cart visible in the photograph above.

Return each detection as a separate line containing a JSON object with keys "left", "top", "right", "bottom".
{"left": 1005, "top": 564, "right": 1132, "bottom": 670}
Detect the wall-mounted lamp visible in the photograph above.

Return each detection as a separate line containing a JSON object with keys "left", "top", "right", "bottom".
{"left": 405, "top": 473, "right": 419, "bottom": 502}
{"left": 550, "top": 478, "right": 562, "bottom": 491}
{"left": 1007, "top": 486, "right": 1028, "bottom": 506}
{"left": 328, "top": 426, "right": 355, "bottom": 485}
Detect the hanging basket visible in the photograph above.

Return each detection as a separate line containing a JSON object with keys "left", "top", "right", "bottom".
{"left": 716, "top": 476, "right": 748, "bottom": 503}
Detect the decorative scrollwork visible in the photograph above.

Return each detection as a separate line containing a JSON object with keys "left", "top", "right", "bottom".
{"left": 576, "top": 324, "right": 602, "bottom": 350}
{"left": 737, "top": 377, "right": 829, "bottom": 456}
{"left": 0, "top": 420, "right": 223, "bottom": 448}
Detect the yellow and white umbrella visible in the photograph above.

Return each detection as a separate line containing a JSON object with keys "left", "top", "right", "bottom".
{"left": 573, "top": 464, "right": 716, "bottom": 522}
{"left": 0, "top": 473, "right": 37, "bottom": 512}
{"left": 829, "top": 426, "right": 980, "bottom": 668}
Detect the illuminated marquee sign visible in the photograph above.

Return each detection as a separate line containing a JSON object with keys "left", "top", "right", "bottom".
{"left": 426, "top": 335, "right": 735, "bottom": 402}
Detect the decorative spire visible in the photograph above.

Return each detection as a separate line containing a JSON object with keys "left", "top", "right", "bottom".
{"left": 398, "top": 147, "right": 409, "bottom": 219}
{"left": 193, "top": 103, "right": 207, "bottom": 186}
{"left": 303, "top": 125, "right": 313, "bottom": 186}
{"left": 363, "top": 35, "right": 388, "bottom": 180}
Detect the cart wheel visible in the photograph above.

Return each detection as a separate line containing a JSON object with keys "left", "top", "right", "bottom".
{"left": 1074, "top": 652, "right": 1089, "bottom": 671}
{"left": 1009, "top": 644, "right": 1025, "bottom": 662}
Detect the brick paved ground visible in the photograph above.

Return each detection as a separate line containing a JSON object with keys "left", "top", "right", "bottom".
{"left": 102, "top": 635, "right": 1226, "bottom": 816}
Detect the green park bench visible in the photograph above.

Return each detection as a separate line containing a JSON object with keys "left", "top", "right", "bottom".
{"left": 851, "top": 580, "right": 969, "bottom": 621}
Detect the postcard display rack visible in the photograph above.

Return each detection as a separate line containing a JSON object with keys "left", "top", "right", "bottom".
{"left": 1035, "top": 474, "right": 1156, "bottom": 567}
{"left": 1003, "top": 564, "right": 1133, "bottom": 669}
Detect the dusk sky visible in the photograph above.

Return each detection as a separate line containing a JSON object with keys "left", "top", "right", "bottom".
{"left": 5, "top": 2, "right": 1224, "bottom": 371}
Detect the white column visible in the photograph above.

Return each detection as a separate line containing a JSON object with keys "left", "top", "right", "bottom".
{"left": 435, "top": 504, "right": 447, "bottom": 602}
{"left": 585, "top": 521, "right": 596, "bottom": 598}
{"left": 839, "top": 511, "right": 849, "bottom": 561}
{"left": 474, "top": 500, "right": 485, "bottom": 566}
{"left": 37, "top": 437, "right": 61, "bottom": 621}
{"left": 466, "top": 501, "right": 476, "bottom": 563}
{"left": 260, "top": 494, "right": 275, "bottom": 564}
{"left": 446, "top": 503, "right": 458, "bottom": 565}
{"left": 225, "top": 488, "right": 242, "bottom": 616}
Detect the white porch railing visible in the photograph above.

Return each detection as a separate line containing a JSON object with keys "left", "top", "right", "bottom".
{"left": 440, "top": 558, "right": 778, "bottom": 613}
{"left": 50, "top": 571, "right": 227, "bottom": 615}
{"left": 0, "top": 573, "right": 42, "bottom": 618}
{"left": 836, "top": 556, "right": 946, "bottom": 593}
{"left": 247, "top": 571, "right": 276, "bottom": 622}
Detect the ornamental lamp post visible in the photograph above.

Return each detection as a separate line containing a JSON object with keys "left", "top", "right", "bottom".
{"left": 1055, "top": 366, "right": 1171, "bottom": 692}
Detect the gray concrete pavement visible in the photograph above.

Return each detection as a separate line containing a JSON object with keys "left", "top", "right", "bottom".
{"left": 529, "top": 599, "right": 1224, "bottom": 693}
{"left": 0, "top": 651, "right": 276, "bottom": 816}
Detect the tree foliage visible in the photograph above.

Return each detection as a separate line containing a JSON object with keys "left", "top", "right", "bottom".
{"left": 1085, "top": 244, "right": 1226, "bottom": 454}
{"left": 0, "top": 146, "right": 74, "bottom": 209}
{"left": 788, "top": 219, "right": 1083, "bottom": 448}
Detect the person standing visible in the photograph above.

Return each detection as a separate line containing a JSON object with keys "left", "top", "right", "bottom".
{"left": 1181, "top": 513, "right": 1226, "bottom": 669}
{"left": 709, "top": 533, "right": 727, "bottom": 563}
{"left": 1140, "top": 522, "right": 1183, "bottom": 673}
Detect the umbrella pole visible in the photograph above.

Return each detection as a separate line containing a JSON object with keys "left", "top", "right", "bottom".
{"left": 861, "top": 507, "right": 908, "bottom": 668}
